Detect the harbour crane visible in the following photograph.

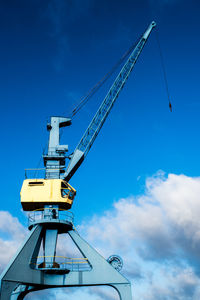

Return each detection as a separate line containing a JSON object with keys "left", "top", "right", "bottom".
{"left": 21, "top": 21, "right": 156, "bottom": 211}
{"left": 0, "top": 21, "right": 156, "bottom": 300}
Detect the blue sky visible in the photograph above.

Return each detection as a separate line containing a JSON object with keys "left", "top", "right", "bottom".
{"left": 1, "top": 0, "right": 200, "bottom": 219}
{"left": 1, "top": 0, "right": 200, "bottom": 299}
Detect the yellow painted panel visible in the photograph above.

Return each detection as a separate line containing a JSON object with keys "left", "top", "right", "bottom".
{"left": 20, "top": 179, "right": 76, "bottom": 211}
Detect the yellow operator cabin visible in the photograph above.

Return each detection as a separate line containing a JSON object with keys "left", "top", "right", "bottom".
{"left": 20, "top": 179, "right": 76, "bottom": 211}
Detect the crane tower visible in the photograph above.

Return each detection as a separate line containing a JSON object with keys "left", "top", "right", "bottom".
{"left": 0, "top": 21, "right": 156, "bottom": 300}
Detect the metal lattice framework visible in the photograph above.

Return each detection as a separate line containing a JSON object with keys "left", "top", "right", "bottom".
{"left": 78, "top": 34, "right": 151, "bottom": 155}
{"left": 64, "top": 21, "right": 156, "bottom": 181}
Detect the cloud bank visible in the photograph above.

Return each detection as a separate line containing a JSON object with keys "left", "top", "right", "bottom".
{"left": 1, "top": 171, "right": 200, "bottom": 299}
{"left": 80, "top": 171, "right": 200, "bottom": 299}
{"left": 0, "top": 211, "right": 26, "bottom": 273}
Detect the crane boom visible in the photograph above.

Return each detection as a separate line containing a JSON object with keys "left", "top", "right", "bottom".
{"left": 64, "top": 21, "right": 156, "bottom": 182}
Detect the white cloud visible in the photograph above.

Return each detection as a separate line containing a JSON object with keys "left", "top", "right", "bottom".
{"left": 0, "top": 211, "right": 26, "bottom": 272}
{"left": 82, "top": 172, "right": 200, "bottom": 260}
{"left": 79, "top": 171, "right": 200, "bottom": 299}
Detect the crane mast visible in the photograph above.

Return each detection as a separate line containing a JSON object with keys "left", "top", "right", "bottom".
{"left": 64, "top": 21, "right": 156, "bottom": 181}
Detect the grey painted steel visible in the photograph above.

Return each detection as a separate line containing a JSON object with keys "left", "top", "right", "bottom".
{"left": 43, "top": 116, "right": 71, "bottom": 179}
{"left": 42, "top": 206, "right": 59, "bottom": 268}
{"left": 48, "top": 117, "right": 70, "bottom": 150}
{"left": 0, "top": 226, "right": 132, "bottom": 299}
{"left": 0, "top": 226, "right": 43, "bottom": 300}
{"left": 64, "top": 21, "right": 156, "bottom": 181}
{"left": 44, "top": 229, "right": 58, "bottom": 268}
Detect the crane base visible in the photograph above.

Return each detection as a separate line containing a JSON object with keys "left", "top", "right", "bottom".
{"left": 0, "top": 225, "right": 132, "bottom": 300}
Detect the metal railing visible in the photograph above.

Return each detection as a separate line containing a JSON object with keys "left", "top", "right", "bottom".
{"left": 28, "top": 209, "right": 74, "bottom": 226}
{"left": 24, "top": 166, "right": 66, "bottom": 179}
{"left": 32, "top": 256, "right": 91, "bottom": 272}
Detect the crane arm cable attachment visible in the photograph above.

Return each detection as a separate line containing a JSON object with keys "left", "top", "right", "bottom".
{"left": 155, "top": 30, "right": 172, "bottom": 112}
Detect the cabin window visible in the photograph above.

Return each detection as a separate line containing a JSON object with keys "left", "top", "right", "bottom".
{"left": 61, "top": 182, "right": 75, "bottom": 199}
{"left": 68, "top": 191, "right": 74, "bottom": 200}
{"left": 61, "top": 188, "right": 70, "bottom": 198}
{"left": 61, "top": 182, "right": 70, "bottom": 198}
{"left": 28, "top": 181, "right": 44, "bottom": 186}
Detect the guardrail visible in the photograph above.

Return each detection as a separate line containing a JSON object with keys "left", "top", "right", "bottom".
{"left": 28, "top": 208, "right": 74, "bottom": 227}
{"left": 31, "top": 256, "right": 91, "bottom": 272}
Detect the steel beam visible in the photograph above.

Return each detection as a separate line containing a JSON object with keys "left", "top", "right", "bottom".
{"left": 0, "top": 226, "right": 132, "bottom": 299}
